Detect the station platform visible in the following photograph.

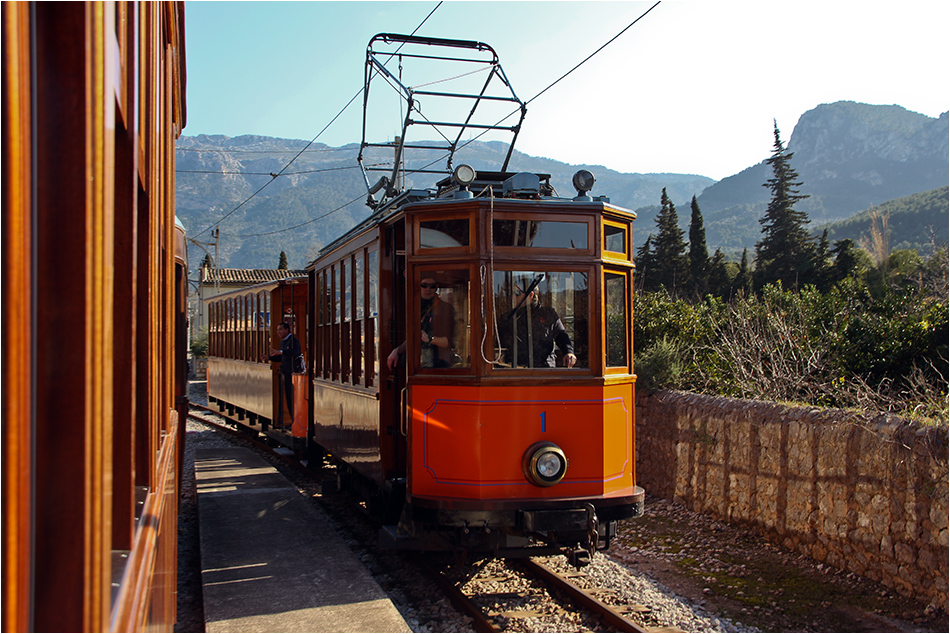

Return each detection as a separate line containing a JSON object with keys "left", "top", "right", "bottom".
{"left": 195, "top": 447, "right": 411, "bottom": 633}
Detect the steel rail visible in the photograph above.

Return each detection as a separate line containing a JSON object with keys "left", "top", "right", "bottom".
{"left": 518, "top": 558, "right": 656, "bottom": 633}
{"left": 411, "top": 556, "right": 501, "bottom": 633}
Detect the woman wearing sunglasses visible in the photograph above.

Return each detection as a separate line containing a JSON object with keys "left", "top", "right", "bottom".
{"left": 387, "top": 276, "right": 455, "bottom": 370}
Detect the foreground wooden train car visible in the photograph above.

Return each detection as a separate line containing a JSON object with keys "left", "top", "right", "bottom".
{"left": 2, "top": 2, "right": 187, "bottom": 631}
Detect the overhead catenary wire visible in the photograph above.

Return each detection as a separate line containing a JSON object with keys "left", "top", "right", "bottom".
{"left": 225, "top": 194, "right": 368, "bottom": 238}
{"left": 406, "top": 1, "right": 662, "bottom": 178}
{"left": 526, "top": 1, "right": 660, "bottom": 106}
{"left": 189, "top": 1, "right": 443, "bottom": 239}
{"left": 177, "top": 146, "right": 354, "bottom": 154}
{"left": 193, "top": 0, "right": 657, "bottom": 239}
{"left": 176, "top": 163, "right": 392, "bottom": 176}
{"left": 189, "top": 90, "right": 364, "bottom": 239}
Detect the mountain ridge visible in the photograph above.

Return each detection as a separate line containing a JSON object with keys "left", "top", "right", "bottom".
{"left": 175, "top": 101, "right": 948, "bottom": 273}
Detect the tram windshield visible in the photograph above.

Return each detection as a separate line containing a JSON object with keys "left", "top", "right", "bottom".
{"left": 491, "top": 271, "right": 588, "bottom": 369}
{"left": 418, "top": 269, "right": 470, "bottom": 369}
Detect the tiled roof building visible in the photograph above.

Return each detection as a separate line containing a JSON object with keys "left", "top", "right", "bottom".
{"left": 199, "top": 266, "right": 307, "bottom": 284}
{"left": 193, "top": 262, "right": 307, "bottom": 338}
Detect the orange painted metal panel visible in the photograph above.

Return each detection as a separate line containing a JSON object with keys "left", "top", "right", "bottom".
{"left": 409, "top": 383, "right": 634, "bottom": 501}
{"left": 292, "top": 374, "right": 309, "bottom": 438}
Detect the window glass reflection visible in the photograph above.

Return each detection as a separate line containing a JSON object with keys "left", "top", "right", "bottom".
{"left": 604, "top": 224, "right": 627, "bottom": 254}
{"left": 492, "top": 220, "right": 587, "bottom": 249}
{"left": 420, "top": 219, "right": 469, "bottom": 248}
{"left": 492, "top": 271, "right": 588, "bottom": 369}
{"left": 417, "top": 269, "right": 470, "bottom": 369}
{"left": 605, "top": 273, "right": 628, "bottom": 367}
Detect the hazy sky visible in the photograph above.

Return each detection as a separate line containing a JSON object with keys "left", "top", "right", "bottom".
{"left": 183, "top": 0, "right": 948, "bottom": 181}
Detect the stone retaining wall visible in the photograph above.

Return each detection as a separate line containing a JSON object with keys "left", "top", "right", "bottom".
{"left": 635, "top": 390, "right": 949, "bottom": 608}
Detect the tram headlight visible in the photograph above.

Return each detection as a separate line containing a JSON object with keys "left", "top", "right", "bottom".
{"left": 522, "top": 442, "right": 568, "bottom": 487}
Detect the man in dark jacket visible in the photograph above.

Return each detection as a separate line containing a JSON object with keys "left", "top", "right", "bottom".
{"left": 264, "top": 321, "right": 302, "bottom": 428}
{"left": 499, "top": 282, "right": 577, "bottom": 368}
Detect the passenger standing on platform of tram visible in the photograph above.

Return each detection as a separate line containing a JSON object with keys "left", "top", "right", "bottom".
{"left": 387, "top": 276, "right": 455, "bottom": 370}
{"left": 263, "top": 321, "right": 301, "bottom": 429}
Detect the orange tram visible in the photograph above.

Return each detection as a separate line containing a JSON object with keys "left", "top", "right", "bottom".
{"left": 3, "top": 2, "right": 187, "bottom": 632}
{"left": 207, "top": 167, "right": 645, "bottom": 563}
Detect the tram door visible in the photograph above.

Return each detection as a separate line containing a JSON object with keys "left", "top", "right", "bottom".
{"left": 385, "top": 221, "right": 408, "bottom": 490}
{"left": 273, "top": 282, "right": 308, "bottom": 432}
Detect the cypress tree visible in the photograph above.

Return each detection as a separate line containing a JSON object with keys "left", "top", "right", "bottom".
{"left": 651, "top": 188, "right": 689, "bottom": 296}
{"left": 813, "top": 229, "right": 834, "bottom": 290}
{"left": 754, "top": 120, "right": 813, "bottom": 289}
{"left": 278, "top": 250, "right": 288, "bottom": 270}
{"left": 687, "top": 195, "right": 709, "bottom": 297}
{"left": 734, "top": 248, "right": 753, "bottom": 296}
{"left": 708, "top": 248, "right": 730, "bottom": 298}
{"left": 635, "top": 235, "right": 657, "bottom": 292}
{"left": 832, "top": 238, "right": 862, "bottom": 283}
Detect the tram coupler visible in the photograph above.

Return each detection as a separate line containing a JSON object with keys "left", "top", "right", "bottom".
{"left": 567, "top": 546, "right": 591, "bottom": 568}
{"left": 585, "top": 503, "right": 599, "bottom": 560}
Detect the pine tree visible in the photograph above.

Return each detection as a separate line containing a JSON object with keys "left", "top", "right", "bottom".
{"left": 687, "top": 195, "right": 709, "bottom": 297}
{"left": 754, "top": 120, "right": 813, "bottom": 289}
{"left": 277, "top": 250, "right": 288, "bottom": 270}
{"left": 651, "top": 188, "right": 690, "bottom": 295}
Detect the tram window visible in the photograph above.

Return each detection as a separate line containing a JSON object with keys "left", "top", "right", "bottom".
{"left": 340, "top": 260, "right": 353, "bottom": 322}
{"left": 334, "top": 263, "right": 342, "bottom": 381}
{"left": 316, "top": 270, "right": 327, "bottom": 378}
{"left": 368, "top": 249, "right": 379, "bottom": 385}
{"left": 604, "top": 223, "right": 628, "bottom": 256}
{"left": 226, "top": 299, "right": 234, "bottom": 359}
{"left": 492, "top": 219, "right": 588, "bottom": 250}
{"left": 258, "top": 291, "right": 267, "bottom": 363}
{"left": 209, "top": 302, "right": 215, "bottom": 356}
{"left": 417, "top": 269, "right": 470, "bottom": 369}
{"left": 492, "top": 270, "right": 588, "bottom": 369}
{"left": 420, "top": 218, "right": 469, "bottom": 249}
{"left": 334, "top": 264, "right": 341, "bottom": 324}
{"left": 605, "top": 272, "right": 628, "bottom": 367}
{"left": 353, "top": 253, "right": 364, "bottom": 384}
{"left": 355, "top": 253, "right": 365, "bottom": 320}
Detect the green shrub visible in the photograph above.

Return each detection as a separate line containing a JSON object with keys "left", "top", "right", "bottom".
{"left": 190, "top": 328, "right": 209, "bottom": 358}
{"left": 635, "top": 336, "right": 683, "bottom": 394}
{"left": 632, "top": 250, "right": 948, "bottom": 425}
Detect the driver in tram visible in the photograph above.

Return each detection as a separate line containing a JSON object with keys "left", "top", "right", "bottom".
{"left": 498, "top": 278, "right": 577, "bottom": 369}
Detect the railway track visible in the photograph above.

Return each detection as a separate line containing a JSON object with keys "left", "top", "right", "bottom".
{"left": 185, "top": 402, "right": 688, "bottom": 633}
{"left": 420, "top": 554, "right": 681, "bottom": 633}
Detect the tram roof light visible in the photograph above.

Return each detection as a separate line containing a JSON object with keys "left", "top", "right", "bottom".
{"left": 572, "top": 170, "right": 596, "bottom": 197}
{"left": 453, "top": 164, "right": 477, "bottom": 187}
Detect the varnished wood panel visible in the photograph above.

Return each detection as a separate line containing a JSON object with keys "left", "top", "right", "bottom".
{"left": 2, "top": 3, "right": 35, "bottom": 632}
{"left": 2, "top": 2, "right": 187, "bottom": 631}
